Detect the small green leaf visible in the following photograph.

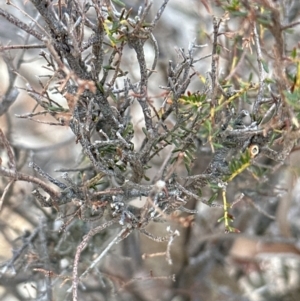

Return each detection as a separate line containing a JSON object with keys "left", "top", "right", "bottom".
{"left": 184, "top": 162, "right": 191, "bottom": 174}
{"left": 217, "top": 216, "right": 225, "bottom": 223}
{"left": 213, "top": 143, "right": 223, "bottom": 149}
{"left": 112, "top": 0, "right": 125, "bottom": 7}
{"left": 183, "top": 155, "right": 191, "bottom": 166}
{"left": 109, "top": 91, "right": 117, "bottom": 102}
{"left": 231, "top": 11, "right": 248, "bottom": 17}
{"left": 257, "top": 17, "right": 271, "bottom": 26}
{"left": 103, "top": 65, "right": 115, "bottom": 70}
{"left": 248, "top": 72, "right": 253, "bottom": 82}
{"left": 96, "top": 82, "right": 105, "bottom": 93}
{"left": 208, "top": 191, "right": 218, "bottom": 204}
{"left": 261, "top": 59, "right": 269, "bottom": 73}
{"left": 264, "top": 78, "right": 276, "bottom": 84}
{"left": 173, "top": 139, "right": 180, "bottom": 148}
{"left": 185, "top": 150, "right": 194, "bottom": 161}
{"left": 171, "top": 148, "right": 182, "bottom": 154}
{"left": 142, "top": 127, "right": 148, "bottom": 137}
{"left": 170, "top": 156, "right": 179, "bottom": 165}
{"left": 222, "top": 84, "right": 233, "bottom": 89}
{"left": 204, "top": 119, "right": 212, "bottom": 132}
{"left": 291, "top": 47, "right": 297, "bottom": 59}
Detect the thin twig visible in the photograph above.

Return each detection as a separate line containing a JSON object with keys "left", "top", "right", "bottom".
{"left": 252, "top": 22, "right": 265, "bottom": 115}
{"left": 6, "top": 0, "right": 50, "bottom": 37}
{"left": 79, "top": 227, "right": 129, "bottom": 279}
{"left": 0, "top": 165, "right": 61, "bottom": 200}
{"left": 72, "top": 218, "right": 119, "bottom": 301}
{"left": 150, "top": 0, "right": 170, "bottom": 30}
{"left": 210, "top": 16, "right": 221, "bottom": 105}
{"left": 0, "top": 180, "right": 14, "bottom": 212}
{"left": 0, "top": 8, "right": 44, "bottom": 41}
{"left": 37, "top": 218, "right": 53, "bottom": 300}
{"left": 0, "top": 44, "right": 46, "bottom": 51}
{"left": 0, "top": 128, "right": 16, "bottom": 169}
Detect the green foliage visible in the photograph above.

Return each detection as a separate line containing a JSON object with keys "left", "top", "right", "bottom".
{"left": 225, "top": 0, "right": 242, "bottom": 12}
{"left": 1, "top": 0, "right": 300, "bottom": 299}
{"left": 261, "top": 59, "right": 269, "bottom": 73}
{"left": 179, "top": 91, "right": 207, "bottom": 107}
{"left": 284, "top": 90, "right": 300, "bottom": 109}
{"left": 220, "top": 188, "right": 240, "bottom": 233}
{"left": 112, "top": 0, "right": 125, "bottom": 7}
{"left": 227, "top": 148, "right": 252, "bottom": 182}
{"left": 207, "top": 190, "right": 219, "bottom": 205}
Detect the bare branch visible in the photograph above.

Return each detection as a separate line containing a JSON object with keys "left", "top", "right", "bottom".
{"left": 252, "top": 22, "right": 266, "bottom": 115}
{"left": 0, "top": 8, "right": 44, "bottom": 41}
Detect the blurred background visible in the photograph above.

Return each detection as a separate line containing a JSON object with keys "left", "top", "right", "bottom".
{"left": 1, "top": 0, "right": 300, "bottom": 300}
